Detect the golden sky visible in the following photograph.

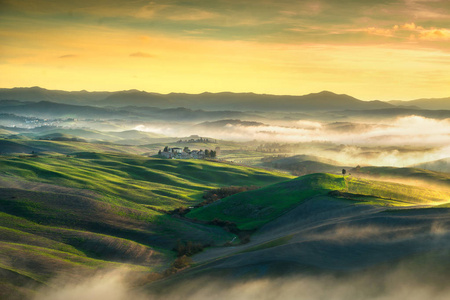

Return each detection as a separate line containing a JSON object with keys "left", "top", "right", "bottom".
{"left": 1, "top": 0, "right": 449, "bottom": 100}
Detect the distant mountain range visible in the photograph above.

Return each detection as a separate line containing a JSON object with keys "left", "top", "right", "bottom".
{"left": 389, "top": 98, "right": 450, "bottom": 110}
{"left": 2, "top": 87, "right": 448, "bottom": 111}
{"left": 0, "top": 100, "right": 257, "bottom": 121}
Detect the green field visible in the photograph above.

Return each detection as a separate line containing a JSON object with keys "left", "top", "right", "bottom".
{"left": 187, "top": 173, "right": 450, "bottom": 230}
{"left": 0, "top": 150, "right": 293, "bottom": 299}
{"left": 1, "top": 139, "right": 449, "bottom": 299}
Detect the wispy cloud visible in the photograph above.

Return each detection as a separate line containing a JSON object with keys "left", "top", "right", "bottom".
{"left": 363, "top": 22, "right": 450, "bottom": 41}
{"left": 58, "top": 54, "right": 78, "bottom": 59}
{"left": 129, "top": 52, "right": 154, "bottom": 58}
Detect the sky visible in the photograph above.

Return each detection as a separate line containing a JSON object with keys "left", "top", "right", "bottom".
{"left": 1, "top": 0, "right": 450, "bottom": 100}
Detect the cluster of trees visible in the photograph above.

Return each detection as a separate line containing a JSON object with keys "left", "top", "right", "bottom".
{"left": 201, "top": 185, "right": 259, "bottom": 206}
{"left": 208, "top": 218, "right": 239, "bottom": 234}
{"left": 204, "top": 149, "right": 217, "bottom": 158}
{"left": 162, "top": 255, "right": 193, "bottom": 276}
{"left": 261, "top": 155, "right": 288, "bottom": 163}
{"left": 177, "top": 137, "right": 216, "bottom": 143}
{"left": 173, "top": 240, "right": 208, "bottom": 257}
{"left": 166, "top": 185, "right": 259, "bottom": 218}
{"left": 256, "top": 143, "right": 293, "bottom": 153}
{"left": 159, "top": 146, "right": 217, "bottom": 158}
{"left": 207, "top": 218, "right": 252, "bottom": 244}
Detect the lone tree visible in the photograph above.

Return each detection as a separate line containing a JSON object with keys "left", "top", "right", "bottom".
{"left": 342, "top": 169, "right": 346, "bottom": 177}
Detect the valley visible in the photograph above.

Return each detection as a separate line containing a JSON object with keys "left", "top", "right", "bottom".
{"left": 0, "top": 87, "right": 449, "bottom": 299}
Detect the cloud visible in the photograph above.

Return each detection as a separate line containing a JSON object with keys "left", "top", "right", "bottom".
{"left": 418, "top": 29, "right": 450, "bottom": 41}
{"left": 58, "top": 54, "right": 78, "bottom": 59}
{"left": 167, "top": 10, "right": 219, "bottom": 21}
{"left": 129, "top": 52, "right": 154, "bottom": 58}
{"left": 402, "top": 22, "right": 422, "bottom": 30}
{"left": 364, "top": 22, "right": 450, "bottom": 41}
{"left": 134, "top": 2, "right": 219, "bottom": 21}
{"left": 366, "top": 27, "right": 395, "bottom": 37}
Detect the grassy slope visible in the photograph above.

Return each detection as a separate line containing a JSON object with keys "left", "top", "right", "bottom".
{"left": 0, "top": 138, "right": 152, "bottom": 155}
{"left": 353, "top": 166, "right": 450, "bottom": 186}
{"left": 0, "top": 153, "right": 292, "bottom": 209}
{"left": 0, "top": 151, "right": 292, "bottom": 298}
{"left": 188, "top": 174, "right": 346, "bottom": 230}
{"left": 188, "top": 173, "right": 450, "bottom": 230}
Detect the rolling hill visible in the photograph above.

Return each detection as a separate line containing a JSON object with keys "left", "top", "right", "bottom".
{"left": 0, "top": 151, "right": 293, "bottom": 299}
{"left": 337, "top": 107, "right": 450, "bottom": 120}
{"left": 389, "top": 97, "right": 450, "bottom": 110}
{"left": 187, "top": 173, "right": 449, "bottom": 231}
{"left": 147, "top": 171, "right": 450, "bottom": 296}
{"left": 411, "top": 157, "right": 450, "bottom": 173}
{"left": 2, "top": 146, "right": 450, "bottom": 299}
{"left": 0, "top": 101, "right": 132, "bottom": 119}
{"left": 261, "top": 154, "right": 344, "bottom": 175}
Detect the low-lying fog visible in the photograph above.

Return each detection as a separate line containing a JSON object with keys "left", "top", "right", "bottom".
{"left": 34, "top": 263, "right": 450, "bottom": 300}
{"left": 134, "top": 115, "right": 450, "bottom": 167}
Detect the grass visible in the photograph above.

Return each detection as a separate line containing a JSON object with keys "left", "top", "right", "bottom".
{"left": 3, "top": 141, "right": 448, "bottom": 297}
{"left": 0, "top": 138, "right": 153, "bottom": 156}
{"left": 0, "top": 153, "right": 292, "bottom": 210}
{"left": 354, "top": 166, "right": 450, "bottom": 186}
{"left": 346, "top": 176, "right": 449, "bottom": 205}
{"left": 187, "top": 173, "right": 346, "bottom": 230}
{"left": 187, "top": 173, "right": 450, "bottom": 230}
{"left": 240, "top": 235, "right": 294, "bottom": 253}
{"left": 0, "top": 149, "right": 293, "bottom": 296}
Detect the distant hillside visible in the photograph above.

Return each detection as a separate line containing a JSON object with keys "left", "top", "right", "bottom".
{"left": 0, "top": 138, "right": 153, "bottom": 155}
{"left": 410, "top": 158, "right": 450, "bottom": 173}
{"left": 338, "top": 107, "right": 450, "bottom": 119}
{"left": 99, "top": 90, "right": 394, "bottom": 111}
{"left": 119, "top": 106, "right": 256, "bottom": 122}
{"left": 389, "top": 97, "right": 450, "bottom": 110}
{"left": 262, "top": 154, "right": 344, "bottom": 175}
{"left": 195, "top": 119, "right": 266, "bottom": 129}
{"left": 0, "top": 87, "right": 395, "bottom": 111}
{"left": 351, "top": 166, "right": 450, "bottom": 186}
{"left": 3, "top": 87, "right": 448, "bottom": 112}
{"left": 0, "top": 86, "right": 109, "bottom": 104}
{"left": 102, "top": 90, "right": 169, "bottom": 107}
{"left": 0, "top": 101, "right": 259, "bottom": 123}
{"left": 0, "top": 100, "right": 132, "bottom": 119}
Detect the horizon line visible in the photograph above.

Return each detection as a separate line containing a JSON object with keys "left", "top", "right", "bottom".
{"left": 1, "top": 86, "right": 448, "bottom": 102}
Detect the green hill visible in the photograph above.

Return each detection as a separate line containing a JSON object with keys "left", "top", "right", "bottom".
{"left": 187, "top": 173, "right": 450, "bottom": 230}
{"left": 262, "top": 154, "right": 344, "bottom": 175}
{"left": 351, "top": 166, "right": 450, "bottom": 186}
{"left": 0, "top": 152, "right": 292, "bottom": 298}
{"left": 154, "top": 172, "right": 450, "bottom": 288}
{"left": 0, "top": 138, "right": 153, "bottom": 155}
